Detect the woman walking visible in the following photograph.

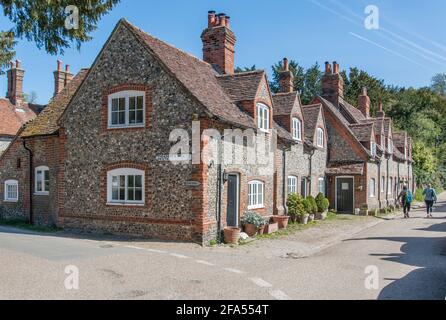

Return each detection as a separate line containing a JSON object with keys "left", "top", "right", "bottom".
{"left": 422, "top": 184, "right": 437, "bottom": 218}
{"left": 397, "top": 186, "right": 413, "bottom": 218}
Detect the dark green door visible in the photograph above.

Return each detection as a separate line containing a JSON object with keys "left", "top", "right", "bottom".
{"left": 336, "top": 177, "right": 354, "bottom": 214}
{"left": 226, "top": 174, "right": 239, "bottom": 227}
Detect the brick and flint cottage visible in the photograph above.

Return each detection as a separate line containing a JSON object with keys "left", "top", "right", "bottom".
{"left": 0, "top": 11, "right": 413, "bottom": 243}
{"left": 314, "top": 62, "right": 414, "bottom": 214}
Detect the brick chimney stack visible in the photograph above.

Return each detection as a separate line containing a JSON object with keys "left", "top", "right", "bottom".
{"left": 201, "top": 10, "right": 237, "bottom": 75}
{"left": 376, "top": 99, "right": 385, "bottom": 118}
{"left": 358, "top": 86, "right": 371, "bottom": 118}
{"left": 321, "top": 61, "right": 344, "bottom": 106}
{"left": 54, "top": 60, "right": 74, "bottom": 96}
{"left": 6, "top": 60, "right": 25, "bottom": 106}
{"left": 279, "top": 58, "right": 294, "bottom": 93}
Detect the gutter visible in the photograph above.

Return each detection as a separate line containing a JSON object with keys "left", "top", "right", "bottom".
{"left": 22, "top": 139, "right": 33, "bottom": 225}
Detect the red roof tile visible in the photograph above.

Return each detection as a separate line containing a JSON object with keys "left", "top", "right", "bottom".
{"left": 0, "top": 98, "right": 39, "bottom": 137}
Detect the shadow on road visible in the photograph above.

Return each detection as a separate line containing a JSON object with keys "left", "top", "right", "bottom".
{"left": 347, "top": 220, "right": 446, "bottom": 300}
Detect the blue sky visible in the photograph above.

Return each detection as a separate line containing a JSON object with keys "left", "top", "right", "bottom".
{"left": 1, "top": 0, "right": 445, "bottom": 104}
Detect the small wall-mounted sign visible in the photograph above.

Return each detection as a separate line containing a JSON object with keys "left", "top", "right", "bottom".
{"left": 184, "top": 181, "right": 201, "bottom": 188}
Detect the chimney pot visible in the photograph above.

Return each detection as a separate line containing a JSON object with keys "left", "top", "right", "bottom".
{"left": 218, "top": 13, "right": 226, "bottom": 27}
{"left": 333, "top": 61, "right": 339, "bottom": 74}
{"left": 225, "top": 16, "right": 230, "bottom": 28}
{"left": 362, "top": 86, "right": 368, "bottom": 96}
{"left": 65, "top": 64, "right": 70, "bottom": 73}
{"left": 15, "top": 60, "right": 21, "bottom": 69}
{"left": 283, "top": 58, "right": 289, "bottom": 71}
{"left": 57, "top": 59, "right": 62, "bottom": 71}
{"left": 208, "top": 10, "right": 216, "bottom": 27}
{"left": 325, "top": 61, "right": 332, "bottom": 74}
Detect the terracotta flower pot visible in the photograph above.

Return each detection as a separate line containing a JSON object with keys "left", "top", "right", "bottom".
{"left": 244, "top": 223, "right": 257, "bottom": 237}
{"left": 272, "top": 215, "right": 289, "bottom": 229}
{"left": 224, "top": 227, "right": 241, "bottom": 244}
{"left": 257, "top": 226, "right": 265, "bottom": 235}
{"left": 264, "top": 222, "right": 278, "bottom": 234}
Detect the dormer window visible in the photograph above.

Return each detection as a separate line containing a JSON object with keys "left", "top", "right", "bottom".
{"left": 371, "top": 141, "right": 377, "bottom": 157}
{"left": 317, "top": 128, "right": 324, "bottom": 148}
{"left": 108, "top": 91, "right": 145, "bottom": 128}
{"left": 256, "top": 103, "right": 270, "bottom": 132}
{"left": 292, "top": 117, "right": 302, "bottom": 141}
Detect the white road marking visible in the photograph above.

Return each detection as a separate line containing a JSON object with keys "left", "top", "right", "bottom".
{"left": 195, "top": 260, "right": 215, "bottom": 266}
{"left": 269, "top": 289, "right": 291, "bottom": 300}
{"left": 249, "top": 277, "right": 273, "bottom": 288}
{"left": 170, "top": 253, "right": 190, "bottom": 259}
{"left": 223, "top": 268, "right": 244, "bottom": 274}
{"left": 125, "top": 245, "right": 145, "bottom": 250}
{"left": 145, "top": 248, "right": 167, "bottom": 254}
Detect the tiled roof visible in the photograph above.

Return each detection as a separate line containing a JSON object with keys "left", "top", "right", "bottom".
{"left": 383, "top": 118, "right": 392, "bottom": 136}
{"left": 0, "top": 98, "right": 40, "bottom": 136}
{"left": 326, "top": 162, "right": 364, "bottom": 175}
{"left": 362, "top": 117, "right": 384, "bottom": 135}
{"left": 272, "top": 92, "right": 299, "bottom": 116}
{"left": 217, "top": 71, "right": 264, "bottom": 102}
{"left": 393, "top": 147, "right": 406, "bottom": 162}
{"left": 349, "top": 123, "right": 374, "bottom": 142}
{"left": 123, "top": 20, "right": 257, "bottom": 131}
{"left": 20, "top": 69, "right": 89, "bottom": 138}
{"left": 302, "top": 104, "right": 321, "bottom": 140}
{"left": 122, "top": 20, "right": 294, "bottom": 143}
{"left": 339, "top": 98, "right": 365, "bottom": 123}
{"left": 393, "top": 131, "right": 407, "bottom": 147}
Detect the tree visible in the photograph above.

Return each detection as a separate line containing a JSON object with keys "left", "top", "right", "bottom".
{"left": 431, "top": 73, "right": 446, "bottom": 97}
{"left": 234, "top": 65, "right": 257, "bottom": 73}
{"left": 24, "top": 91, "right": 38, "bottom": 104}
{"left": 0, "top": 0, "right": 120, "bottom": 73}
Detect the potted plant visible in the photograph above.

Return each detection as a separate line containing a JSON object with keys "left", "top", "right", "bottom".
{"left": 272, "top": 214, "right": 290, "bottom": 229}
{"left": 306, "top": 195, "right": 317, "bottom": 222}
{"left": 241, "top": 211, "right": 266, "bottom": 237}
{"left": 224, "top": 227, "right": 241, "bottom": 244}
{"left": 286, "top": 193, "right": 305, "bottom": 223}
{"left": 315, "top": 193, "right": 330, "bottom": 220}
{"left": 300, "top": 198, "right": 311, "bottom": 224}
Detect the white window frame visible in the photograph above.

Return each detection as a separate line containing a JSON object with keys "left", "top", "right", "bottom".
{"left": 256, "top": 103, "right": 270, "bottom": 133}
{"left": 387, "top": 138, "right": 393, "bottom": 153}
{"left": 292, "top": 117, "right": 302, "bottom": 141}
{"left": 381, "top": 134, "right": 385, "bottom": 148}
{"left": 4, "top": 179, "right": 18, "bottom": 202}
{"left": 35, "top": 166, "right": 49, "bottom": 195}
{"left": 388, "top": 177, "right": 393, "bottom": 195}
{"left": 318, "top": 177, "right": 325, "bottom": 195}
{"left": 369, "top": 178, "right": 376, "bottom": 197}
{"left": 316, "top": 128, "right": 324, "bottom": 148}
{"left": 108, "top": 90, "right": 145, "bottom": 129}
{"left": 381, "top": 176, "right": 385, "bottom": 193}
{"left": 248, "top": 180, "right": 264, "bottom": 209}
{"left": 287, "top": 176, "right": 298, "bottom": 194}
{"left": 107, "top": 168, "right": 145, "bottom": 206}
{"left": 301, "top": 177, "right": 308, "bottom": 198}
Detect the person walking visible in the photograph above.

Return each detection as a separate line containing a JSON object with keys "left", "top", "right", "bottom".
{"left": 422, "top": 184, "right": 437, "bottom": 218}
{"left": 397, "top": 186, "right": 413, "bottom": 218}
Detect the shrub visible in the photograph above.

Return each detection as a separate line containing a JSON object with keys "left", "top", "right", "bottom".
{"left": 301, "top": 198, "right": 312, "bottom": 215}
{"left": 286, "top": 193, "right": 305, "bottom": 219}
{"left": 315, "top": 193, "right": 330, "bottom": 212}
{"left": 306, "top": 195, "right": 318, "bottom": 214}
{"left": 241, "top": 211, "right": 267, "bottom": 228}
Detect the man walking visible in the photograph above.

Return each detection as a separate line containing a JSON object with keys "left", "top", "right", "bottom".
{"left": 397, "top": 186, "right": 412, "bottom": 218}
{"left": 422, "top": 184, "right": 437, "bottom": 218}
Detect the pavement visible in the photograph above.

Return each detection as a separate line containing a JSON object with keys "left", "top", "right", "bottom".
{"left": 0, "top": 195, "right": 445, "bottom": 300}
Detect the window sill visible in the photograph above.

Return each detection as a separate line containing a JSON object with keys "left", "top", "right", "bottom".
{"left": 107, "top": 124, "right": 145, "bottom": 130}
{"left": 3, "top": 199, "right": 18, "bottom": 203}
{"left": 34, "top": 192, "right": 49, "bottom": 196}
{"left": 106, "top": 202, "right": 145, "bottom": 207}
{"left": 248, "top": 205, "right": 265, "bottom": 210}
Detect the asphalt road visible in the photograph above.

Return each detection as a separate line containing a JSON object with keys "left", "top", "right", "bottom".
{"left": 0, "top": 199, "right": 445, "bottom": 300}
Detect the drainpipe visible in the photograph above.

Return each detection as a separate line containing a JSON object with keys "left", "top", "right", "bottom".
{"left": 386, "top": 155, "right": 389, "bottom": 206}
{"left": 22, "top": 139, "right": 33, "bottom": 225}
{"left": 377, "top": 158, "right": 381, "bottom": 209}
{"left": 282, "top": 149, "right": 288, "bottom": 215}
{"left": 217, "top": 161, "right": 222, "bottom": 241}
{"left": 308, "top": 147, "right": 316, "bottom": 195}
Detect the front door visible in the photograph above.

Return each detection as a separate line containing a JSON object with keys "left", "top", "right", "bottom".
{"left": 336, "top": 177, "right": 354, "bottom": 214}
{"left": 226, "top": 174, "right": 239, "bottom": 227}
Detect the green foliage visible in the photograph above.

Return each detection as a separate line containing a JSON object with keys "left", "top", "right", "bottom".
{"left": 235, "top": 65, "right": 257, "bottom": 73}
{"left": 286, "top": 193, "right": 305, "bottom": 219}
{"left": 431, "top": 73, "right": 446, "bottom": 97}
{"left": 241, "top": 211, "right": 267, "bottom": 228}
{"left": 0, "top": 0, "right": 120, "bottom": 72}
{"left": 306, "top": 196, "right": 318, "bottom": 214}
{"left": 415, "top": 188, "right": 424, "bottom": 202}
{"left": 315, "top": 192, "right": 329, "bottom": 212}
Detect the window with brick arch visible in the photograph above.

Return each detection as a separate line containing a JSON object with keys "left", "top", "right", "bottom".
{"left": 108, "top": 90, "right": 145, "bottom": 128}
{"left": 107, "top": 168, "right": 145, "bottom": 205}
{"left": 248, "top": 180, "right": 264, "bottom": 209}
{"left": 4, "top": 179, "right": 18, "bottom": 202}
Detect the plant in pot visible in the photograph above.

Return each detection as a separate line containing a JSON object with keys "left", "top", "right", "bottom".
{"left": 306, "top": 195, "right": 318, "bottom": 222}
{"left": 315, "top": 193, "right": 330, "bottom": 220}
{"left": 286, "top": 193, "right": 305, "bottom": 223}
{"left": 300, "top": 198, "right": 311, "bottom": 224}
{"left": 241, "top": 211, "right": 266, "bottom": 237}
{"left": 223, "top": 227, "right": 241, "bottom": 244}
